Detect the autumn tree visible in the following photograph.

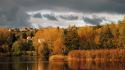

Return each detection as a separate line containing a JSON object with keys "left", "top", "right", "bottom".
{"left": 118, "top": 19, "right": 125, "bottom": 48}
{"left": 0, "top": 28, "right": 11, "bottom": 53}
{"left": 33, "top": 28, "right": 65, "bottom": 56}
{"left": 99, "top": 25, "right": 114, "bottom": 49}
{"left": 64, "top": 26, "right": 79, "bottom": 52}
{"left": 78, "top": 26, "right": 97, "bottom": 50}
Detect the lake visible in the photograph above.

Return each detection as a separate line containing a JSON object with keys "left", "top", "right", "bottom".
{"left": 0, "top": 57, "right": 125, "bottom": 70}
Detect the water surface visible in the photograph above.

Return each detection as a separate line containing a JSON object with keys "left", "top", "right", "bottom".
{"left": 0, "top": 57, "right": 125, "bottom": 70}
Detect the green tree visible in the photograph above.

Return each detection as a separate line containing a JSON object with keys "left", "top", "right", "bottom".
{"left": 64, "top": 26, "right": 79, "bottom": 53}
{"left": 12, "top": 39, "right": 27, "bottom": 52}
{"left": 100, "top": 25, "right": 114, "bottom": 49}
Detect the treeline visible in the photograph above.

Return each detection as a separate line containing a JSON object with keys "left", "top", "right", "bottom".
{"left": 0, "top": 28, "right": 36, "bottom": 56}
{"left": 33, "top": 20, "right": 125, "bottom": 56}
{"left": 33, "top": 18, "right": 125, "bottom": 57}
{"left": 0, "top": 19, "right": 125, "bottom": 57}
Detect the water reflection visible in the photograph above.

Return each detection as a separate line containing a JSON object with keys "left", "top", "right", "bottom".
{"left": 0, "top": 57, "right": 125, "bottom": 70}
{"left": 48, "top": 62, "right": 69, "bottom": 70}
{"left": 68, "top": 60, "right": 125, "bottom": 70}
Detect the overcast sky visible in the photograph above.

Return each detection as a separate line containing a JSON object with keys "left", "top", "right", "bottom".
{"left": 0, "top": 0, "right": 125, "bottom": 28}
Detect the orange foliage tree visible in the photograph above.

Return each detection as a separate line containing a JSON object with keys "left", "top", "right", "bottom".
{"left": 33, "top": 28, "right": 65, "bottom": 56}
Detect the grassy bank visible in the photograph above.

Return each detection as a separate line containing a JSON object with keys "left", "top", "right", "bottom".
{"left": 49, "top": 55, "right": 67, "bottom": 62}
{"left": 68, "top": 49, "right": 125, "bottom": 62}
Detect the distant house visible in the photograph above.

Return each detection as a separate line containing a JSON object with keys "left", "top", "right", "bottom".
{"left": 8, "top": 28, "right": 15, "bottom": 31}
{"left": 8, "top": 29, "right": 12, "bottom": 31}
{"left": 20, "top": 28, "right": 26, "bottom": 32}
{"left": 27, "top": 36, "right": 32, "bottom": 41}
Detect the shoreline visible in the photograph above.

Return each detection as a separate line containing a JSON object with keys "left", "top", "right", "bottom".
{"left": 49, "top": 49, "right": 125, "bottom": 62}
{"left": 1, "top": 49, "right": 125, "bottom": 62}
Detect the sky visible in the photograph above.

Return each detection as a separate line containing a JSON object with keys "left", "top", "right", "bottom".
{"left": 0, "top": 0, "right": 125, "bottom": 28}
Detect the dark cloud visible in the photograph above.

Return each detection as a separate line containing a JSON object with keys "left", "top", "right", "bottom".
{"left": 60, "top": 15, "right": 78, "bottom": 20}
{"left": 43, "top": 14, "right": 57, "bottom": 21}
{"left": 1, "top": 0, "right": 124, "bottom": 13}
{"left": 0, "top": 7, "right": 31, "bottom": 28}
{"left": 14, "top": 0, "right": 125, "bottom": 13}
{"left": 0, "top": 0, "right": 125, "bottom": 27}
{"left": 0, "top": 7, "right": 19, "bottom": 21}
{"left": 83, "top": 16, "right": 105, "bottom": 25}
{"left": 33, "top": 13, "right": 42, "bottom": 18}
